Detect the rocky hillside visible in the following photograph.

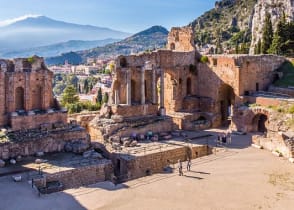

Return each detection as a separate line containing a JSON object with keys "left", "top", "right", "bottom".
{"left": 45, "top": 26, "right": 168, "bottom": 65}
{"left": 190, "top": 0, "right": 257, "bottom": 53}
{"left": 190, "top": 0, "right": 294, "bottom": 54}
{"left": 250, "top": 0, "right": 294, "bottom": 53}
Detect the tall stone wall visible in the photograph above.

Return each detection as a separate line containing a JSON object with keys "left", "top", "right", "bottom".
{"left": 44, "top": 161, "right": 112, "bottom": 189}
{"left": 167, "top": 27, "right": 195, "bottom": 52}
{"left": 116, "top": 145, "right": 211, "bottom": 181}
{"left": 0, "top": 56, "right": 61, "bottom": 129}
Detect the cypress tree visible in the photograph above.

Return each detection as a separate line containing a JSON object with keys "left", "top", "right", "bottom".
{"left": 83, "top": 79, "right": 89, "bottom": 94}
{"left": 97, "top": 87, "right": 103, "bottom": 104}
{"left": 261, "top": 12, "right": 273, "bottom": 54}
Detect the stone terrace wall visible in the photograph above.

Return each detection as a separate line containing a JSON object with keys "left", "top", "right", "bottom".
{"left": 68, "top": 112, "right": 99, "bottom": 130}
{"left": 243, "top": 96, "right": 285, "bottom": 107}
{"left": 34, "top": 160, "right": 113, "bottom": 190}
{"left": 11, "top": 111, "right": 67, "bottom": 131}
{"left": 45, "top": 160, "right": 112, "bottom": 189}
{"left": 119, "top": 145, "right": 211, "bottom": 180}
{"left": 269, "top": 86, "right": 294, "bottom": 97}
{"left": 252, "top": 134, "right": 293, "bottom": 158}
{"left": 0, "top": 128, "right": 90, "bottom": 159}
{"left": 112, "top": 104, "right": 159, "bottom": 118}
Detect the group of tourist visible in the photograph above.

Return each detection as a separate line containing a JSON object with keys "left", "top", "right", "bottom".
{"left": 178, "top": 159, "right": 191, "bottom": 176}
{"left": 217, "top": 130, "right": 232, "bottom": 145}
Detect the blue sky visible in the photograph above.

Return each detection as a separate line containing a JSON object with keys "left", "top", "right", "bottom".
{"left": 0, "top": 0, "right": 216, "bottom": 33}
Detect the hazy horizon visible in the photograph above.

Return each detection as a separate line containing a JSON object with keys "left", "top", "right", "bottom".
{"left": 0, "top": 0, "right": 216, "bottom": 33}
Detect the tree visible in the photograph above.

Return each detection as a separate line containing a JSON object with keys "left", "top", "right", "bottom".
{"left": 61, "top": 85, "right": 79, "bottom": 106}
{"left": 97, "top": 87, "right": 103, "bottom": 104}
{"left": 66, "top": 74, "right": 78, "bottom": 90}
{"left": 103, "top": 92, "right": 109, "bottom": 104}
{"left": 261, "top": 12, "right": 273, "bottom": 54}
{"left": 83, "top": 79, "right": 89, "bottom": 94}
{"left": 268, "top": 16, "right": 286, "bottom": 55}
{"left": 89, "top": 83, "right": 93, "bottom": 93}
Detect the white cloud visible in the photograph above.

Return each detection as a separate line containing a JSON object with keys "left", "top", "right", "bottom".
{"left": 0, "top": 14, "right": 42, "bottom": 27}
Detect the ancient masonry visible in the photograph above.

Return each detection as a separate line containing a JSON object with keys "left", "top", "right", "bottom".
{"left": 0, "top": 26, "right": 293, "bottom": 192}
{"left": 89, "top": 27, "right": 285, "bottom": 140}
{"left": 0, "top": 56, "right": 91, "bottom": 158}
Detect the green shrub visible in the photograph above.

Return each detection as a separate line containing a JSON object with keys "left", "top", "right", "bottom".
{"left": 200, "top": 56, "right": 209, "bottom": 63}
{"left": 288, "top": 105, "right": 294, "bottom": 114}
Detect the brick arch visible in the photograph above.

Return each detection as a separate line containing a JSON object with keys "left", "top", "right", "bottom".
{"left": 218, "top": 83, "right": 235, "bottom": 125}
{"left": 112, "top": 80, "right": 121, "bottom": 104}
{"left": 32, "top": 85, "right": 43, "bottom": 110}
{"left": 15, "top": 87, "right": 25, "bottom": 111}
{"left": 248, "top": 108, "right": 270, "bottom": 132}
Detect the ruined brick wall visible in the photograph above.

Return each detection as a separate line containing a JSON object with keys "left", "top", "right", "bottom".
{"left": 237, "top": 55, "right": 285, "bottom": 95}
{"left": 167, "top": 27, "right": 195, "bottom": 52}
{"left": 0, "top": 56, "right": 61, "bottom": 128}
{"left": 0, "top": 128, "right": 90, "bottom": 159}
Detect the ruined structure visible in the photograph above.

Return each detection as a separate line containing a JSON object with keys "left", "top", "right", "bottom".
{"left": 0, "top": 56, "right": 92, "bottom": 160}
{"left": 0, "top": 56, "right": 66, "bottom": 130}
{"left": 104, "top": 27, "right": 286, "bottom": 136}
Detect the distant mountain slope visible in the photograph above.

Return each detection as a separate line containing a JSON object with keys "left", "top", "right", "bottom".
{"left": 0, "top": 15, "right": 131, "bottom": 52}
{"left": 81, "top": 25, "right": 169, "bottom": 58}
{"left": 45, "top": 26, "right": 168, "bottom": 65}
{"left": 1, "top": 39, "right": 120, "bottom": 58}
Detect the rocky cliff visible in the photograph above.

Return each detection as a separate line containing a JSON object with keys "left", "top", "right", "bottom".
{"left": 190, "top": 0, "right": 294, "bottom": 54}
{"left": 250, "top": 0, "right": 294, "bottom": 54}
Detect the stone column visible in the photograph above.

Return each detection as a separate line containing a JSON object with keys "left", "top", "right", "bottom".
{"left": 160, "top": 69, "right": 164, "bottom": 108}
{"left": 141, "top": 68, "right": 145, "bottom": 105}
{"left": 126, "top": 69, "right": 131, "bottom": 105}
{"left": 114, "top": 90, "right": 119, "bottom": 105}
{"left": 152, "top": 68, "right": 156, "bottom": 104}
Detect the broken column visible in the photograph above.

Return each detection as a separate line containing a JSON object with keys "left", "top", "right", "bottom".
{"left": 152, "top": 68, "right": 156, "bottom": 104}
{"left": 126, "top": 69, "right": 131, "bottom": 105}
{"left": 141, "top": 67, "right": 145, "bottom": 105}
{"left": 159, "top": 69, "right": 166, "bottom": 115}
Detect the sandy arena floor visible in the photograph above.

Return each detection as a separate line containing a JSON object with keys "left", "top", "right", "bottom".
{"left": 0, "top": 130, "right": 294, "bottom": 210}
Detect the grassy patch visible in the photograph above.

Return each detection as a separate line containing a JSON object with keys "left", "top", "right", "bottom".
{"left": 274, "top": 61, "right": 294, "bottom": 87}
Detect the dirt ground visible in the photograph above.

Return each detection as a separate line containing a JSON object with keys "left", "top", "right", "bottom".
{"left": 0, "top": 130, "right": 293, "bottom": 210}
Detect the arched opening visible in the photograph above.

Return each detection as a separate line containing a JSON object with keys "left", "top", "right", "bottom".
{"left": 120, "top": 57, "right": 127, "bottom": 68}
{"left": 145, "top": 80, "right": 147, "bottom": 99}
{"left": 252, "top": 114, "right": 268, "bottom": 133}
{"left": 131, "top": 80, "right": 136, "bottom": 104}
{"left": 112, "top": 81, "right": 121, "bottom": 104}
{"left": 187, "top": 78, "right": 192, "bottom": 96}
{"left": 170, "top": 43, "right": 175, "bottom": 50}
{"left": 32, "top": 86, "right": 43, "bottom": 110}
{"left": 273, "top": 73, "right": 280, "bottom": 84}
{"left": 218, "top": 84, "right": 235, "bottom": 126}
{"left": 15, "top": 87, "right": 25, "bottom": 111}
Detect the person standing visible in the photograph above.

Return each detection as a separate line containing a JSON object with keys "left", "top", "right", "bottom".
{"left": 227, "top": 130, "right": 232, "bottom": 144}
{"left": 187, "top": 158, "right": 191, "bottom": 171}
{"left": 178, "top": 160, "right": 183, "bottom": 176}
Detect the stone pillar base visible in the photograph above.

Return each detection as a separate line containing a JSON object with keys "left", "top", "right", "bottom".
{"left": 160, "top": 108, "right": 166, "bottom": 116}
